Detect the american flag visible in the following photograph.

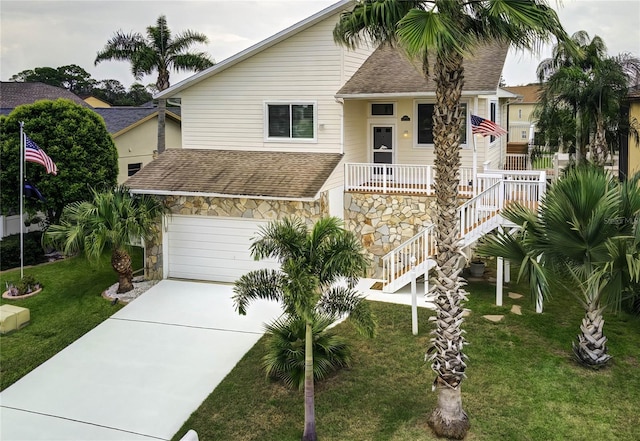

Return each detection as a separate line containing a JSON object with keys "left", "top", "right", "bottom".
{"left": 470, "top": 114, "right": 507, "bottom": 138}
{"left": 25, "top": 135, "right": 57, "bottom": 175}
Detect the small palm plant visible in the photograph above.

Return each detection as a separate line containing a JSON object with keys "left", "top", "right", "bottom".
{"left": 44, "top": 186, "right": 166, "bottom": 293}
{"left": 477, "top": 166, "right": 640, "bottom": 368}
{"left": 233, "top": 216, "right": 375, "bottom": 441}
{"left": 263, "top": 315, "right": 351, "bottom": 390}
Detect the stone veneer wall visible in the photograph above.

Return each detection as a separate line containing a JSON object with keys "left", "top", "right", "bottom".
{"left": 144, "top": 193, "right": 329, "bottom": 280}
{"left": 344, "top": 192, "right": 437, "bottom": 277}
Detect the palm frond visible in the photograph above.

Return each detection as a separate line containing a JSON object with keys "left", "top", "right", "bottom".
{"left": 233, "top": 269, "right": 285, "bottom": 315}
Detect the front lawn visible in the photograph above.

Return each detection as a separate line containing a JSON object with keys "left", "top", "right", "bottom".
{"left": 0, "top": 249, "right": 143, "bottom": 390}
{"left": 172, "top": 279, "right": 640, "bottom": 441}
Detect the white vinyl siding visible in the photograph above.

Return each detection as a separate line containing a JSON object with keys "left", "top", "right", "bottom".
{"left": 165, "top": 216, "right": 278, "bottom": 283}
{"left": 179, "top": 12, "right": 372, "bottom": 155}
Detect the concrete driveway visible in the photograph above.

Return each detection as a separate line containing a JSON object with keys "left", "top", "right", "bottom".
{"left": 0, "top": 280, "right": 283, "bottom": 441}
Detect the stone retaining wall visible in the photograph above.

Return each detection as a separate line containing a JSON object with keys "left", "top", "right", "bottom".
{"left": 145, "top": 193, "right": 329, "bottom": 279}
{"left": 343, "top": 192, "right": 437, "bottom": 277}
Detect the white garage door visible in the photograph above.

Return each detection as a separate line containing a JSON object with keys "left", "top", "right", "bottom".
{"left": 166, "top": 215, "right": 278, "bottom": 282}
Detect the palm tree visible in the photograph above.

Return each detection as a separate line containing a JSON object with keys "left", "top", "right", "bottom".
{"left": 536, "top": 31, "right": 640, "bottom": 164}
{"left": 477, "top": 166, "right": 640, "bottom": 368}
{"left": 334, "top": 1, "right": 567, "bottom": 437}
{"left": 95, "top": 15, "right": 214, "bottom": 153}
{"left": 44, "top": 186, "right": 166, "bottom": 293}
{"left": 233, "top": 217, "right": 376, "bottom": 441}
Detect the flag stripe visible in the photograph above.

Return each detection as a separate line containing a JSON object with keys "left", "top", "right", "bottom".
{"left": 470, "top": 114, "right": 507, "bottom": 138}
{"left": 25, "top": 135, "right": 57, "bottom": 175}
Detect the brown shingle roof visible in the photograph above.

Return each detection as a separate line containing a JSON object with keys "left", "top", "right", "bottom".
{"left": 504, "top": 84, "right": 542, "bottom": 103}
{"left": 336, "top": 43, "right": 509, "bottom": 96}
{"left": 126, "top": 149, "right": 342, "bottom": 199}
{"left": 0, "top": 82, "right": 92, "bottom": 109}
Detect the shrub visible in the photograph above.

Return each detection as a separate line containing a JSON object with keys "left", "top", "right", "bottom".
{"left": 0, "top": 232, "right": 46, "bottom": 271}
{"left": 262, "top": 315, "right": 352, "bottom": 390}
{"left": 5, "top": 274, "right": 42, "bottom": 296}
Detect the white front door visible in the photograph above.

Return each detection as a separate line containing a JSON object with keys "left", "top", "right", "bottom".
{"left": 372, "top": 125, "right": 394, "bottom": 165}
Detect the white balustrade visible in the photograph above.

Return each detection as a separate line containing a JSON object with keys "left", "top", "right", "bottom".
{"left": 345, "top": 163, "right": 476, "bottom": 196}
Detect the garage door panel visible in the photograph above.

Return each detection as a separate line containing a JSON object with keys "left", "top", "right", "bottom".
{"left": 166, "top": 216, "right": 277, "bottom": 282}
{"left": 169, "top": 241, "right": 250, "bottom": 254}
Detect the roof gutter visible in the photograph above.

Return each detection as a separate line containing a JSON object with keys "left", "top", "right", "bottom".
{"left": 335, "top": 90, "right": 497, "bottom": 99}
{"left": 129, "top": 188, "right": 318, "bottom": 203}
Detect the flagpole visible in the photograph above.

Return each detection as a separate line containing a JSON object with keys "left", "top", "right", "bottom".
{"left": 19, "top": 122, "right": 24, "bottom": 279}
{"left": 472, "top": 134, "right": 478, "bottom": 196}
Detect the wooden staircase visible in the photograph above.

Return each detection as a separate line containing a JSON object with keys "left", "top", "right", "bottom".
{"left": 380, "top": 172, "right": 546, "bottom": 293}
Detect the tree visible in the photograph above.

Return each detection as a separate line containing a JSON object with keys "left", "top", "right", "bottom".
{"left": 334, "top": 1, "right": 568, "bottom": 437}
{"left": 536, "top": 31, "right": 640, "bottom": 164}
{"left": 0, "top": 99, "right": 118, "bottom": 224}
{"left": 44, "top": 186, "right": 166, "bottom": 293}
{"left": 95, "top": 15, "right": 214, "bottom": 153}
{"left": 477, "top": 166, "right": 640, "bottom": 368}
{"left": 10, "top": 64, "right": 96, "bottom": 95}
{"left": 233, "top": 217, "right": 376, "bottom": 441}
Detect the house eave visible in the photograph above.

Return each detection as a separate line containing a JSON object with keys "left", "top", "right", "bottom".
{"left": 111, "top": 110, "right": 181, "bottom": 138}
{"left": 335, "top": 90, "right": 498, "bottom": 99}
{"left": 155, "top": 0, "right": 353, "bottom": 99}
{"left": 129, "top": 188, "right": 319, "bottom": 202}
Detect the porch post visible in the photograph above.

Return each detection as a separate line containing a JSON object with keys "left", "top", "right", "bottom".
{"left": 536, "top": 255, "right": 543, "bottom": 313}
{"left": 472, "top": 134, "right": 478, "bottom": 195}
{"left": 504, "top": 259, "right": 511, "bottom": 284}
{"left": 496, "top": 256, "right": 504, "bottom": 307}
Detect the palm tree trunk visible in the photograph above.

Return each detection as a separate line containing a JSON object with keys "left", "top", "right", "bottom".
{"left": 112, "top": 247, "right": 134, "bottom": 293}
{"left": 428, "top": 52, "right": 470, "bottom": 439}
{"left": 302, "top": 321, "right": 317, "bottom": 441}
{"left": 572, "top": 303, "right": 611, "bottom": 368}
{"left": 428, "top": 378, "right": 469, "bottom": 440}
{"left": 157, "top": 98, "right": 166, "bottom": 154}
{"left": 592, "top": 112, "right": 607, "bottom": 166}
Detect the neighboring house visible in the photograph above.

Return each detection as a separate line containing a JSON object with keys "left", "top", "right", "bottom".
{"left": 0, "top": 81, "right": 92, "bottom": 116}
{"left": 82, "top": 95, "right": 112, "bottom": 108}
{"left": 503, "top": 84, "right": 542, "bottom": 146}
{"left": 126, "top": 0, "right": 530, "bottom": 290}
{"left": 93, "top": 107, "right": 181, "bottom": 183}
{"left": 620, "top": 85, "right": 640, "bottom": 180}
{"left": 0, "top": 82, "right": 180, "bottom": 238}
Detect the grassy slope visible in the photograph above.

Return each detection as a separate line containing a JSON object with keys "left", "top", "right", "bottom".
{"left": 173, "top": 279, "right": 640, "bottom": 441}
{"left": 0, "top": 248, "right": 143, "bottom": 390}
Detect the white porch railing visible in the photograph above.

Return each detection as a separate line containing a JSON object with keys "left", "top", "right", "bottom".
{"left": 378, "top": 170, "right": 546, "bottom": 292}
{"left": 381, "top": 225, "right": 436, "bottom": 293}
{"left": 345, "top": 163, "right": 475, "bottom": 196}
{"left": 459, "top": 181, "right": 503, "bottom": 247}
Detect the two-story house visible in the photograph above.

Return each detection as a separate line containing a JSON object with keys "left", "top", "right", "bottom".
{"left": 126, "top": 0, "right": 527, "bottom": 288}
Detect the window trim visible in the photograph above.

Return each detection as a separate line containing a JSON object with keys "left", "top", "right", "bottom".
{"left": 489, "top": 101, "right": 498, "bottom": 144}
{"left": 263, "top": 101, "right": 317, "bottom": 143}
{"left": 413, "top": 100, "right": 470, "bottom": 148}
{"left": 369, "top": 102, "right": 396, "bottom": 117}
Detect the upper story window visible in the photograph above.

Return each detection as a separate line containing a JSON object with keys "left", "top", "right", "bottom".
{"left": 371, "top": 103, "right": 394, "bottom": 116}
{"left": 128, "top": 163, "right": 142, "bottom": 176}
{"left": 518, "top": 108, "right": 522, "bottom": 119}
{"left": 416, "top": 102, "right": 468, "bottom": 147}
{"left": 265, "top": 102, "right": 316, "bottom": 141}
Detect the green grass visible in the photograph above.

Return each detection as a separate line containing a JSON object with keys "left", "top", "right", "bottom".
{"left": 172, "top": 278, "right": 640, "bottom": 441}
{"left": 0, "top": 248, "right": 143, "bottom": 390}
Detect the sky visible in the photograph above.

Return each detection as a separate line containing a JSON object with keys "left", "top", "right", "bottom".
{"left": 1, "top": 0, "right": 639, "bottom": 90}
